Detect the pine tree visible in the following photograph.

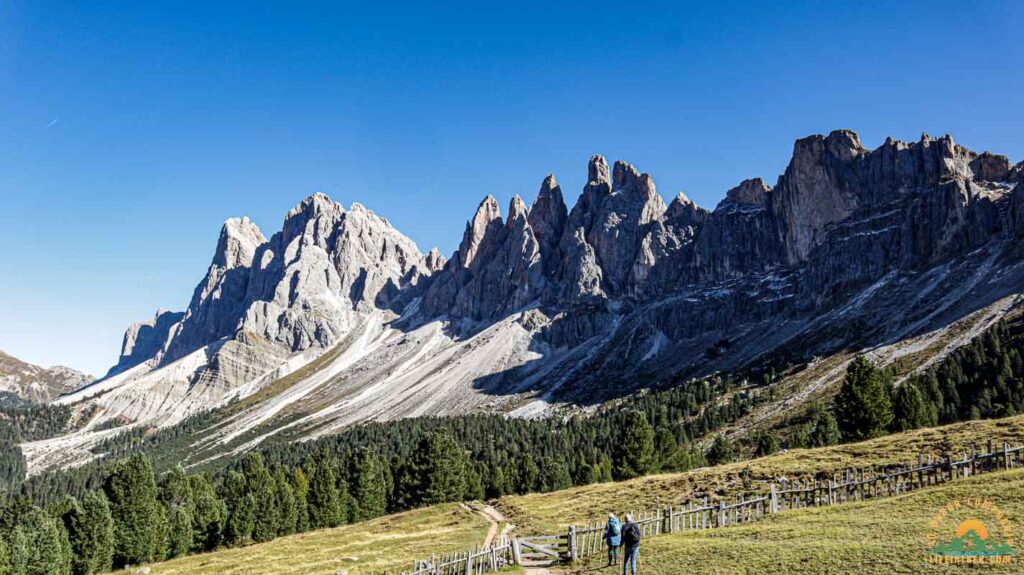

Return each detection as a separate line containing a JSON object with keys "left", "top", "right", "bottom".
{"left": 612, "top": 411, "right": 656, "bottom": 480}
{"left": 402, "top": 431, "right": 470, "bottom": 506}
{"left": 188, "top": 474, "right": 224, "bottom": 552}
{"left": 64, "top": 491, "right": 114, "bottom": 575}
{"left": 485, "top": 466, "right": 506, "bottom": 499}
{"left": 291, "top": 468, "right": 310, "bottom": 533}
{"left": 104, "top": 455, "right": 165, "bottom": 567}
{"left": 537, "top": 458, "right": 571, "bottom": 493}
{"left": 219, "top": 471, "right": 254, "bottom": 546}
{"left": 0, "top": 537, "right": 8, "bottom": 575}
{"left": 653, "top": 426, "right": 678, "bottom": 471}
{"left": 241, "top": 453, "right": 278, "bottom": 543}
{"left": 517, "top": 456, "right": 539, "bottom": 494}
{"left": 272, "top": 466, "right": 297, "bottom": 536}
{"left": 892, "top": 382, "right": 937, "bottom": 431}
{"left": 807, "top": 406, "right": 841, "bottom": 448}
{"left": 753, "top": 432, "right": 779, "bottom": 457}
{"left": 348, "top": 450, "right": 389, "bottom": 521}
{"left": 11, "top": 508, "right": 71, "bottom": 575}
{"left": 159, "top": 466, "right": 194, "bottom": 559}
{"left": 595, "top": 455, "right": 614, "bottom": 483}
{"left": 706, "top": 435, "right": 735, "bottom": 465}
{"left": 307, "top": 453, "right": 343, "bottom": 529}
{"left": 464, "top": 465, "right": 485, "bottom": 501}
{"left": 835, "top": 357, "right": 895, "bottom": 441}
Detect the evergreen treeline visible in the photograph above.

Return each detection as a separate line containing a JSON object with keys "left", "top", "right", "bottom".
{"left": 0, "top": 378, "right": 765, "bottom": 572}
{"left": 13, "top": 377, "right": 764, "bottom": 507}
{"left": 0, "top": 403, "right": 72, "bottom": 492}
{"left": 791, "top": 317, "right": 1024, "bottom": 447}
{"left": 7, "top": 313, "right": 1021, "bottom": 571}
{"left": 0, "top": 419, "right": 690, "bottom": 574}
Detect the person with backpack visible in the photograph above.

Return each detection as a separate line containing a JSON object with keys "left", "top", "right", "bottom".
{"left": 621, "top": 513, "right": 641, "bottom": 575}
{"left": 604, "top": 512, "right": 622, "bottom": 565}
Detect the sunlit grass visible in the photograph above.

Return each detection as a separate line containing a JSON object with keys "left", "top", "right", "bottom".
{"left": 113, "top": 503, "right": 489, "bottom": 575}
{"left": 497, "top": 415, "right": 1024, "bottom": 534}
{"left": 569, "top": 468, "right": 1024, "bottom": 574}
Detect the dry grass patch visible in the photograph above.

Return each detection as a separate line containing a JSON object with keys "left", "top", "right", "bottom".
{"left": 115, "top": 503, "right": 488, "bottom": 575}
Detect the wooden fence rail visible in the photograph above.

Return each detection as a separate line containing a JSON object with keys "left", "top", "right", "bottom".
{"left": 365, "top": 440, "right": 1023, "bottom": 573}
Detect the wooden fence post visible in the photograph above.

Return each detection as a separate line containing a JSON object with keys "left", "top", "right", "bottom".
{"left": 770, "top": 484, "right": 778, "bottom": 513}
{"left": 718, "top": 500, "right": 726, "bottom": 527}
{"left": 568, "top": 526, "right": 577, "bottom": 562}
{"left": 511, "top": 538, "right": 522, "bottom": 565}
{"left": 1005, "top": 442, "right": 1011, "bottom": 469}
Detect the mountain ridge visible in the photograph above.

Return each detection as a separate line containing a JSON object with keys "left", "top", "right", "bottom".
{"left": 29, "top": 128, "right": 1024, "bottom": 473}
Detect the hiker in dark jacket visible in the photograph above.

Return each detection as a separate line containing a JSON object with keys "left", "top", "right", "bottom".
{"left": 605, "top": 512, "right": 622, "bottom": 565}
{"left": 621, "top": 513, "right": 641, "bottom": 575}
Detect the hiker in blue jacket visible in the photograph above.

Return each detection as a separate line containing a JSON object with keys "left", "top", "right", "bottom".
{"left": 621, "top": 513, "right": 641, "bottom": 575}
{"left": 604, "top": 512, "right": 622, "bottom": 565}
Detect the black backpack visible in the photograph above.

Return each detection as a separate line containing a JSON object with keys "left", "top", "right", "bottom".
{"left": 623, "top": 522, "right": 641, "bottom": 546}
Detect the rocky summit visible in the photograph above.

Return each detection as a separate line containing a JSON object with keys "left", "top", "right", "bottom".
{"left": 30, "top": 129, "right": 1024, "bottom": 472}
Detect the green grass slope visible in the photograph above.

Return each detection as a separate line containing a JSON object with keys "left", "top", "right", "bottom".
{"left": 126, "top": 416, "right": 1024, "bottom": 574}
{"left": 498, "top": 415, "right": 1024, "bottom": 533}
{"left": 113, "top": 504, "right": 488, "bottom": 575}
{"left": 571, "top": 467, "right": 1023, "bottom": 574}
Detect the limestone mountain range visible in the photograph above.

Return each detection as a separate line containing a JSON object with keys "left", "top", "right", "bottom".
{"left": 24, "top": 129, "right": 1024, "bottom": 473}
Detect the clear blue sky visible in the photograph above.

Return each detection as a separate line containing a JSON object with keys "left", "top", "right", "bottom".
{"left": 1, "top": 1, "right": 1022, "bottom": 376}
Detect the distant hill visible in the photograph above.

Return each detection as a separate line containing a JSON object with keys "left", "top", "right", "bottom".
{"left": 0, "top": 350, "right": 93, "bottom": 403}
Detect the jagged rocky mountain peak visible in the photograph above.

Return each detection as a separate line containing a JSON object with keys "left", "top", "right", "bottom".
{"left": 665, "top": 191, "right": 708, "bottom": 228}
{"left": 425, "top": 248, "right": 447, "bottom": 272}
{"left": 214, "top": 217, "right": 267, "bottom": 269}
{"left": 110, "top": 308, "right": 185, "bottom": 375}
{"left": 282, "top": 192, "right": 345, "bottom": 246}
{"left": 970, "top": 151, "right": 1013, "bottom": 182}
{"left": 724, "top": 178, "right": 771, "bottom": 207}
{"left": 825, "top": 128, "right": 867, "bottom": 160}
{"left": 529, "top": 174, "right": 568, "bottom": 276}
{"left": 507, "top": 195, "right": 529, "bottom": 228}
{"left": 670, "top": 189, "right": 695, "bottom": 207}
{"left": 530, "top": 174, "right": 567, "bottom": 226}
{"left": 476, "top": 194, "right": 502, "bottom": 216}
{"left": 587, "top": 154, "right": 611, "bottom": 185}
{"left": 287, "top": 191, "right": 340, "bottom": 219}
{"left": 540, "top": 172, "right": 559, "bottom": 191}
{"left": 456, "top": 195, "right": 504, "bottom": 269}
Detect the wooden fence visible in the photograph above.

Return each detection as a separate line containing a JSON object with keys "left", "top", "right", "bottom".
{"left": 366, "top": 536, "right": 515, "bottom": 575}
{"left": 367, "top": 440, "right": 1023, "bottom": 573}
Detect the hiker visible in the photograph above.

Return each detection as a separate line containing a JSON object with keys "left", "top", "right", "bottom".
{"left": 621, "top": 513, "right": 641, "bottom": 575}
{"left": 604, "top": 512, "right": 622, "bottom": 565}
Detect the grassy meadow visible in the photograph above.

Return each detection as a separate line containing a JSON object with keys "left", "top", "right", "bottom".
{"left": 568, "top": 467, "right": 1024, "bottom": 575}
{"left": 112, "top": 503, "right": 488, "bottom": 575}
{"left": 497, "top": 415, "right": 1024, "bottom": 534}
{"left": 122, "top": 415, "right": 1024, "bottom": 574}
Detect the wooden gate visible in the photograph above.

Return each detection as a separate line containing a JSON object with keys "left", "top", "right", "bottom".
{"left": 518, "top": 534, "right": 567, "bottom": 563}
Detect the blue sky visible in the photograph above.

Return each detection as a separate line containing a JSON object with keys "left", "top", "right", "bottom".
{"left": 1, "top": 1, "right": 1022, "bottom": 376}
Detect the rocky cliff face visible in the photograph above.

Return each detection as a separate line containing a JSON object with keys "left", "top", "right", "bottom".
{"left": 0, "top": 351, "right": 93, "bottom": 403}
{"left": 113, "top": 195, "right": 430, "bottom": 372}
{"left": 42, "top": 129, "right": 1024, "bottom": 471}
